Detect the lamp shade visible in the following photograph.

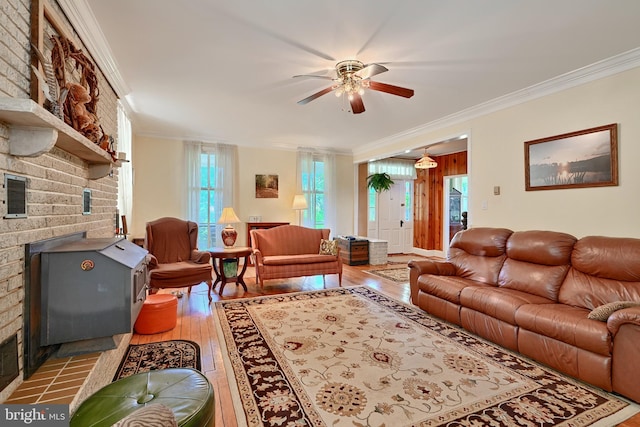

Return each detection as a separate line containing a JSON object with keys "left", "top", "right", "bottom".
{"left": 217, "top": 207, "right": 240, "bottom": 224}
{"left": 292, "top": 194, "right": 308, "bottom": 210}
{"left": 415, "top": 154, "right": 438, "bottom": 169}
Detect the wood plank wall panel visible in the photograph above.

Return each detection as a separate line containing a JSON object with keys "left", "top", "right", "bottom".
{"left": 414, "top": 152, "right": 467, "bottom": 250}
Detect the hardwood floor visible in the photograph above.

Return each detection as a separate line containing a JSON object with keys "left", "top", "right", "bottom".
{"left": 129, "top": 261, "right": 640, "bottom": 427}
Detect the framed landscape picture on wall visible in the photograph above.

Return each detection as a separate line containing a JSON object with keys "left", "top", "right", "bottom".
{"left": 524, "top": 123, "right": 618, "bottom": 191}
{"left": 255, "top": 174, "right": 279, "bottom": 198}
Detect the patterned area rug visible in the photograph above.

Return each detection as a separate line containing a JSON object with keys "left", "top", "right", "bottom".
{"left": 365, "top": 267, "right": 409, "bottom": 283}
{"left": 215, "top": 287, "right": 639, "bottom": 427}
{"left": 113, "top": 340, "right": 201, "bottom": 381}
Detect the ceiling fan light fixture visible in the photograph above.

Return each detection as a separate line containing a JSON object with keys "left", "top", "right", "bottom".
{"left": 415, "top": 153, "right": 438, "bottom": 169}
{"left": 295, "top": 59, "right": 413, "bottom": 114}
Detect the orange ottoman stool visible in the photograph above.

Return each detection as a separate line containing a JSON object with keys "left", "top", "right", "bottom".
{"left": 134, "top": 294, "right": 178, "bottom": 334}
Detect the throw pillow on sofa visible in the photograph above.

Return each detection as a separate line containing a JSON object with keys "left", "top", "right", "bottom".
{"left": 319, "top": 239, "right": 338, "bottom": 256}
{"left": 588, "top": 301, "right": 640, "bottom": 321}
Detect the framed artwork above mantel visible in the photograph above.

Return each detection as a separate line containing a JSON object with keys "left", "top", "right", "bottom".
{"left": 524, "top": 123, "right": 618, "bottom": 191}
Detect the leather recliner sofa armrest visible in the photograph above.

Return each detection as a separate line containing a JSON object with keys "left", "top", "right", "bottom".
{"left": 408, "top": 260, "right": 456, "bottom": 276}
{"left": 607, "top": 306, "right": 640, "bottom": 335}
{"left": 190, "top": 249, "right": 211, "bottom": 263}
{"left": 408, "top": 260, "right": 457, "bottom": 306}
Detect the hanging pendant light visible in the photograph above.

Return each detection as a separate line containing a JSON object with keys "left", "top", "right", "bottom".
{"left": 415, "top": 150, "right": 438, "bottom": 169}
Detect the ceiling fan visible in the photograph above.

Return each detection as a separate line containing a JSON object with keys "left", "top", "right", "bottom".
{"left": 294, "top": 60, "right": 414, "bottom": 114}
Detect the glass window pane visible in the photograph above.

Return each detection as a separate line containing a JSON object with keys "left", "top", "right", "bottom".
{"left": 315, "top": 194, "right": 325, "bottom": 228}
{"left": 314, "top": 161, "right": 325, "bottom": 191}
{"left": 405, "top": 181, "right": 411, "bottom": 221}
{"left": 199, "top": 190, "right": 208, "bottom": 223}
{"left": 209, "top": 154, "right": 216, "bottom": 187}
{"left": 209, "top": 191, "right": 217, "bottom": 223}
{"left": 200, "top": 154, "right": 208, "bottom": 186}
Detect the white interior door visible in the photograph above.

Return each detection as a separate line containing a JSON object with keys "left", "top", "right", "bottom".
{"left": 377, "top": 181, "right": 411, "bottom": 254}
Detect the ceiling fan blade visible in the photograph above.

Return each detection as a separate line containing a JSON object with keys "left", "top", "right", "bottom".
{"left": 355, "top": 63, "right": 388, "bottom": 80}
{"left": 349, "top": 93, "right": 365, "bottom": 114}
{"left": 292, "top": 74, "right": 334, "bottom": 80}
{"left": 368, "top": 81, "right": 414, "bottom": 98}
{"left": 297, "top": 86, "right": 334, "bottom": 105}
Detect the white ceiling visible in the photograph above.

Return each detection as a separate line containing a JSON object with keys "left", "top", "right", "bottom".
{"left": 74, "top": 0, "right": 640, "bottom": 157}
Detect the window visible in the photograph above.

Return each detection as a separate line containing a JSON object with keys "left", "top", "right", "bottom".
{"left": 185, "top": 141, "right": 237, "bottom": 249}
{"left": 368, "top": 187, "right": 376, "bottom": 221}
{"left": 117, "top": 101, "right": 132, "bottom": 226}
{"left": 302, "top": 159, "right": 325, "bottom": 228}
{"left": 404, "top": 181, "right": 413, "bottom": 221}
{"left": 297, "top": 150, "right": 336, "bottom": 231}
{"left": 197, "top": 150, "right": 219, "bottom": 248}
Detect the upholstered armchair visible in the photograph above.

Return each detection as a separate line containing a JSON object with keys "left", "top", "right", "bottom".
{"left": 145, "top": 217, "right": 214, "bottom": 302}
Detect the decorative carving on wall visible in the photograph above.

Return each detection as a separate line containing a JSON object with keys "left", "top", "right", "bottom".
{"left": 48, "top": 35, "right": 116, "bottom": 160}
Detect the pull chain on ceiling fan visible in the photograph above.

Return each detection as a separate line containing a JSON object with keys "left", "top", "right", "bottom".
{"left": 295, "top": 60, "right": 414, "bottom": 114}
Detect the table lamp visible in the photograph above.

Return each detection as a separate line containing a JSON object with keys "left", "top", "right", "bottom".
{"left": 218, "top": 207, "right": 240, "bottom": 247}
{"left": 292, "top": 194, "right": 308, "bottom": 225}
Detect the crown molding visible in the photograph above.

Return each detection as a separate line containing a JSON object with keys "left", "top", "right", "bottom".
{"left": 57, "top": 0, "right": 131, "bottom": 100}
{"left": 354, "top": 48, "right": 640, "bottom": 160}
{"left": 52, "top": 1, "right": 640, "bottom": 157}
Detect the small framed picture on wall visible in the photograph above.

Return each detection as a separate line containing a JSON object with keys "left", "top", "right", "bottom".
{"left": 255, "top": 174, "right": 279, "bottom": 198}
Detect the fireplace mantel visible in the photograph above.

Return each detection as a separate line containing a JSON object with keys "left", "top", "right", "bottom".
{"left": 0, "top": 97, "right": 122, "bottom": 179}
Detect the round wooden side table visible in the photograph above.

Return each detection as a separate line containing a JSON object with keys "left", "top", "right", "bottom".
{"left": 208, "top": 246, "right": 252, "bottom": 295}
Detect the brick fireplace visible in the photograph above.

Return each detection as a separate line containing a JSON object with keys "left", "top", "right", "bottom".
{"left": 0, "top": 0, "right": 121, "bottom": 401}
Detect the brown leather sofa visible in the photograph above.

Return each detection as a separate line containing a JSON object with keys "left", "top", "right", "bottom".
{"left": 251, "top": 225, "right": 342, "bottom": 287}
{"left": 409, "top": 227, "right": 640, "bottom": 403}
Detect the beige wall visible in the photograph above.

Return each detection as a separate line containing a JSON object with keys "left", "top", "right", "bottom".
{"left": 131, "top": 139, "right": 355, "bottom": 245}
{"left": 355, "top": 67, "right": 640, "bottom": 239}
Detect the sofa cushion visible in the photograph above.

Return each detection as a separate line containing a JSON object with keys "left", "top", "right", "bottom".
{"left": 252, "top": 225, "right": 329, "bottom": 256}
{"left": 496, "top": 231, "right": 576, "bottom": 301}
{"left": 149, "top": 262, "right": 212, "bottom": 286}
{"left": 417, "top": 275, "right": 490, "bottom": 304}
{"left": 505, "top": 230, "right": 577, "bottom": 266}
{"left": 515, "top": 303, "right": 611, "bottom": 356}
{"left": 559, "top": 269, "right": 640, "bottom": 311}
{"left": 263, "top": 254, "right": 337, "bottom": 266}
{"left": 558, "top": 236, "right": 640, "bottom": 310}
{"left": 460, "top": 287, "right": 552, "bottom": 324}
{"left": 498, "top": 259, "right": 570, "bottom": 301}
{"left": 448, "top": 227, "right": 513, "bottom": 285}
{"left": 588, "top": 301, "right": 640, "bottom": 321}
{"left": 571, "top": 236, "right": 640, "bottom": 281}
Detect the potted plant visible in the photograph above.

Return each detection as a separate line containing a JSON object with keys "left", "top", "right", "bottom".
{"left": 367, "top": 173, "right": 394, "bottom": 193}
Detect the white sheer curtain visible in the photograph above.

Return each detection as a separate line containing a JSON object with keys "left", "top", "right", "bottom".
{"left": 184, "top": 140, "right": 201, "bottom": 222}
{"left": 116, "top": 101, "right": 133, "bottom": 229}
{"left": 184, "top": 141, "right": 237, "bottom": 247}
{"left": 368, "top": 158, "right": 417, "bottom": 180}
{"left": 212, "top": 143, "right": 237, "bottom": 241}
{"left": 296, "top": 149, "right": 337, "bottom": 232}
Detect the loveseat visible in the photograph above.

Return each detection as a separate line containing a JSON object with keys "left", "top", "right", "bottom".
{"left": 408, "top": 227, "right": 640, "bottom": 403}
{"left": 250, "top": 225, "right": 342, "bottom": 287}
